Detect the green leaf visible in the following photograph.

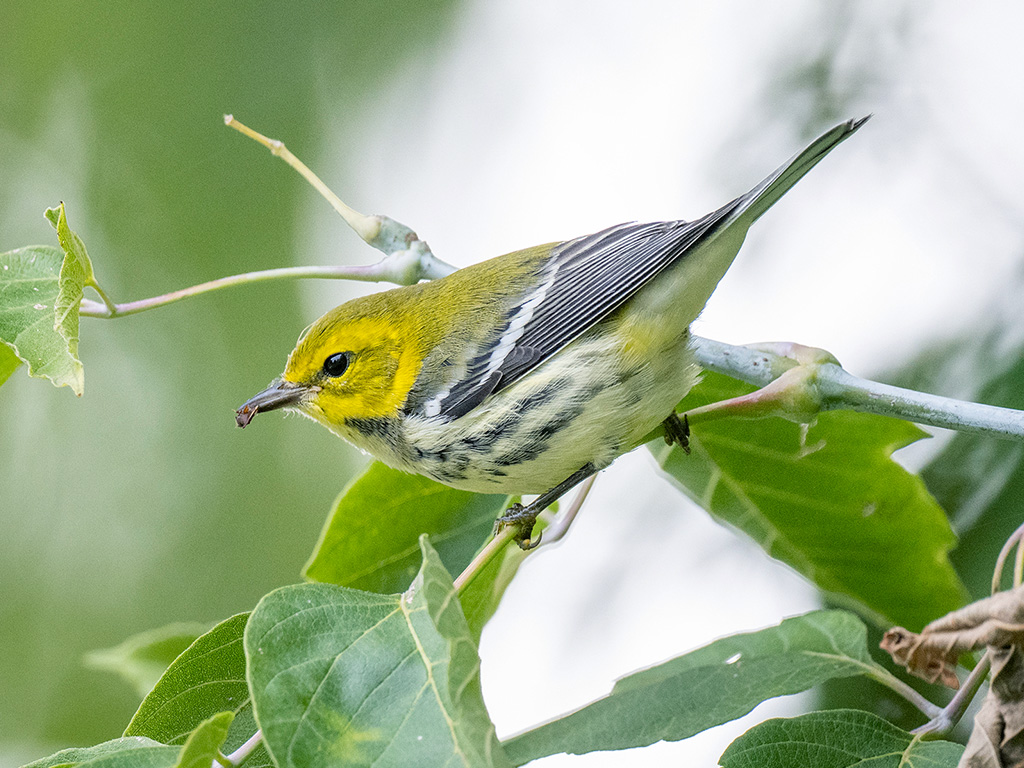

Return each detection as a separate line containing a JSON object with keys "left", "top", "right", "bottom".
{"left": 46, "top": 204, "right": 95, "bottom": 381}
{"left": 125, "top": 613, "right": 272, "bottom": 768}
{"left": 0, "top": 341, "right": 21, "bottom": 387}
{"left": 905, "top": 343, "right": 1024, "bottom": 599}
{"left": 455, "top": 512, "right": 550, "bottom": 643}
{"left": 503, "top": 610, "right": 882, "bottom": 763}
{"left": 248, "top": 537, "right": 511, "bottom": 768}
{"left": 652, "top": 371, "right": 966, "bottom": 629}
{"left": 458, "top": 534, "right": 532, "bottom": 643}
{"left": 417, "top": 535, "right": 511, "bottom": 766}
{"left": 0, "top": 246, "right": 84, "bottom": 394}
{"left": 45, "top": 203, "right": 97, "bottom": 288}
{"left": 85, "top": 622, "right": 209, "bottom": 699}
{"left": 719, "top": 709, "right": 963, "bottom": 767}
{"left": 303, "top": 460, "right": 509, "bottom": 593}
{"left": 174, "top": 712, "right": 233, "bottom": 768}
{"left": 20, "top": 737, "right": 178, "bottom": 768}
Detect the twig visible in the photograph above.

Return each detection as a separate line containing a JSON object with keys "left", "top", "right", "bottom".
{"left": 224, "top": 115, "right": 455, "bottom": 276}
{"left": 79, "top": 261, "right": 439, "bottom": 318}
{"left": 692, "top": 336, "right": 1024, "bottom": 441}
{"left": 225, "top": 116, "right": 380, "bottom": 245}
{"left": 453, "top": 527, "right": 517, "bottom": 593}
{"left": 214, "top": 729, "right": 263, "bottom": 767}
{"left": 912, "top": 653, "right": 991, "bottom": 737}
{"left": 542, "top": 475, "right": 597, "bottom": 545}
{"left": 77, "top": 116, "right": 458, "bottom": 319}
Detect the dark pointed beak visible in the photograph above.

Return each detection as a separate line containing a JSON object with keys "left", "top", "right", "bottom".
{"left": 236, "top": 379, "right": 309, "bottom": 428}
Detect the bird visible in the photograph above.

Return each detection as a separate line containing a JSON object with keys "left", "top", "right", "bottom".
{"left": 236, "top": 116, "right": 868, "bottom": 549}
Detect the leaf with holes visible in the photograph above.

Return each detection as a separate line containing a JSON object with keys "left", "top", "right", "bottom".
{"left": 0, "top": 245, "right": 84, "bottom": 394}
{"left": 653, "top": 371, "right": 966, "bottom": 629}
{"left": 46, "top": 203, "right": 97, "bottom": 356}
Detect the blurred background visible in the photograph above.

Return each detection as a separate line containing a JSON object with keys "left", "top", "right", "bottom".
{"left": 2, "top": 1, "right": 1024, "bottom": 765}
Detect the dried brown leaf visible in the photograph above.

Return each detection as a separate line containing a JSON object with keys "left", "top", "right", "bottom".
{"left": 882, "top": 587, "right": 1024, "bottom": 689}
{"left": 882, "top": 585, "right": 1024, "bottom": 767}
{"left": 881, "top": 626, "right": 960, "bottom": 688}
{"left": 959, "top": 645, "right": 1024, "bottom": 768}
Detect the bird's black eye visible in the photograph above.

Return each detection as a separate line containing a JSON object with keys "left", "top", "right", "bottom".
{"left": 322, "top": 352, "right": 350, "bottom": 377}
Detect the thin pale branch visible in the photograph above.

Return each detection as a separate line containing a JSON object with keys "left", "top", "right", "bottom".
{"left": 543, "top": 475, "right": 597, "bottom": 545}
{"left": 692, "top": 336, "right": 1024, "bottom": 441}
{"left": 79, "top": 259, "right": 438, "bottom": 318}
{"left": 77, "top": 116, "right": 457, "bottom": 319}
{"left": 453, "top": 527, "right": 517, "bottom": 593}
{"left": 224, "top": 114, "right": 455, "bottom": 276}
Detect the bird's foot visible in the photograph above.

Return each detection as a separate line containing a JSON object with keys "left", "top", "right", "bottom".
{"left": 662, "top": 412, "right": 690, "bottom": 454}
{"left": 494, "top": 502, "right": 543, "bottom": 550}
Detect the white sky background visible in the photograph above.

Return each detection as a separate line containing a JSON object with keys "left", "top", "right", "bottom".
{"left": 299, "top": 1, "right": 1024, "bottom": 764}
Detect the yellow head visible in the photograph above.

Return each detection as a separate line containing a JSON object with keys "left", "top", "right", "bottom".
{"left": 235, "top": 242, "right": 553, "bottom": 431}
{"left": 235, "top": 287, "right": 434, "bottom": 431}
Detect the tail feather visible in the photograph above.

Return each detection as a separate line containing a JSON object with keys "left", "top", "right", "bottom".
{"left": 651, "top": 116, "right": 870, "bottom": 335}
{"left": 738, "top": 116, "right": 870, "bottom": 225}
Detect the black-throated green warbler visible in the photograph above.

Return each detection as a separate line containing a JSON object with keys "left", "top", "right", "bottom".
{"left": 237, "top": 117, "right": 867, "bottom": 548}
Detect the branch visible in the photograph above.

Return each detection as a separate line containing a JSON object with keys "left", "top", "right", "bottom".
{"left": 691, "top": 336, "right": 1024, "bottom": 441}
{"left": 78, "top": 116, "right": 456, "bottom": 319}
{"left": 452, "top": 527, "right": 517, "bottom": 593}
{"left": 79, "top": 259, "right": 443, "bottom": 318}
{"left": 542, "top": 475, "right": 597, "bottom": 545}
{"left": 224, "top": 115, "right": 455, "bottom": 276}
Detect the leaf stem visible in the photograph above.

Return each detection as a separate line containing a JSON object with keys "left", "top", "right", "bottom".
{"left": 79, "top": 259, "right": 441, "bottom": 318}
{"left": 542, "top": 475, "right": 597, "bottom": 545}
{"left": 912, "top": 652, "right": 991, "bottom": 737}
{"left": 856, "top": 663, "right": 944, "bottom": 720}
{"left": 692, "top": 336, "right": 1024, "bottom": 441}
{"left": 87, "top": 281, "right": 118, "bottom": 316}
{"left": 215, "top": 729, "right": 263, "bottom": 768}
{"left": 453, "top": 527, "right": 516, "bottom": 593}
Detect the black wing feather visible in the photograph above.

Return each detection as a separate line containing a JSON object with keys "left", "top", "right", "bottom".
{"left": 425, "top": 116, "right": 869, "bottom": 420}
{"left": 432, "top": 204, "right": 739, "bottom": 420}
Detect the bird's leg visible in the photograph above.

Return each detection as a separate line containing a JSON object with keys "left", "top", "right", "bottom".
{"left": 494, "top": 464, "right": 597, "bottom": 550}
{"left": 662, "top": 412, "right": 690, "bottom": 453}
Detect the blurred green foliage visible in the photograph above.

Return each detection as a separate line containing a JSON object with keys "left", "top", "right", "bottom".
{"left": 0, "top": 1, "right": 458, "bottom": 760}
